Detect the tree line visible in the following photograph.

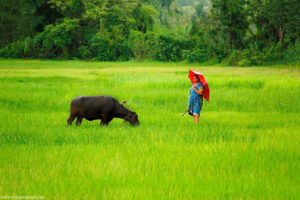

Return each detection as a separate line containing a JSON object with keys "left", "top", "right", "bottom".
{"left": 0, "top": 0, "right": 299, "bottom": 65}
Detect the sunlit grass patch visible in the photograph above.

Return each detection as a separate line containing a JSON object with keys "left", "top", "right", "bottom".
{"left": 0, "top": 60, "right": 299, "bottom": 199}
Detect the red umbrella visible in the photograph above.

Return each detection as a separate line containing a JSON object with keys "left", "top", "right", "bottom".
{"left": 188, "top": 69, "right": 210, "bottom": 101}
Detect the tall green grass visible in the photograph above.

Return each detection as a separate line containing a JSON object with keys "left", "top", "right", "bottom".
{"left": 0, "top": 60, "right": 299, "bottom": 199}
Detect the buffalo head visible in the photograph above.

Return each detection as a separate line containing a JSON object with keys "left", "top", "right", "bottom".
{"left": 124, "top": 112, "right": 140, "bottom": 126}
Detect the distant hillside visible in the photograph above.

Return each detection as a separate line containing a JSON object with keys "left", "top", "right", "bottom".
{"left": 177, "top": 0, "right": 210, "bottom": 7}
{"left": 177, "top": 0, "right": 198, "bottom": 7}
{"left": 172, "top": 0, "right": 211, "bottom": 26}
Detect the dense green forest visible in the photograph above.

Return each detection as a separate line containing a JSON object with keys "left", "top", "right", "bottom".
{"left": 0, "top": 0, "right": 299, "bottom": 65}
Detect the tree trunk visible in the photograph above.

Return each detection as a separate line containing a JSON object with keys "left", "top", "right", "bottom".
{"left": 278, "top": 26, "right": 283, "bottom": 42}
{"left": 229, "top": 31, "right": 234, "bottom": 48}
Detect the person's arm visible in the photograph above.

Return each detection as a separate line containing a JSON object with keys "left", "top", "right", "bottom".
{"left": 193, "top": 85, "right": 204, "bottom": 95}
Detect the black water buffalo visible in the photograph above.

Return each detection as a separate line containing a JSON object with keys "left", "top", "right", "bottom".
{"left": 67, "top": 95, "right": 139, "bottom": 126}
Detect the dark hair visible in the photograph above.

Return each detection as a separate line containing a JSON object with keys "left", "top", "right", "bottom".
{"left": 194, "top": 74, "right": 200, "bottom": 80}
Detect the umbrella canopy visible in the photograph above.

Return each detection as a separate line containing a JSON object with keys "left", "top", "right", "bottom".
{"left": 188, "top": 69, "right": 210, "bottom": 101}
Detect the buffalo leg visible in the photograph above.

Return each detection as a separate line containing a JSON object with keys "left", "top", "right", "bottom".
{"left": 76, "top": 116, "right": 83, "bottom": 126}
{"left": 100, "top": 120, "right": 109, "bottom": 126}
{"left": 100, "top": 117, "right": 112, "bottom": 126}
{"left": 67, "top": 114, "right": 76, "bottom": 126}
{"left": 100, "top": 120, "right": 106, "bottom": 126}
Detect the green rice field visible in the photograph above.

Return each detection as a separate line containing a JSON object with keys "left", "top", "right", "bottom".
{"left": 0, "top": 60, "right": 299, "bottom": 199}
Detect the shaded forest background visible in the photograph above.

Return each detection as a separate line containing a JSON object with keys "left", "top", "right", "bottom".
{"left": 0, "top": 0, "right": 299, "bottom": 65}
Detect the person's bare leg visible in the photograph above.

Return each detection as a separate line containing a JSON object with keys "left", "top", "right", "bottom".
{"left": 193, "top": 114, "right": 199, "bottom": 124}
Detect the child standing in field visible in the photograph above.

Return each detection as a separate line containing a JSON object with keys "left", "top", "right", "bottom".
{"left": 188, "top": 74, "right": 204, "bottom": 124}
